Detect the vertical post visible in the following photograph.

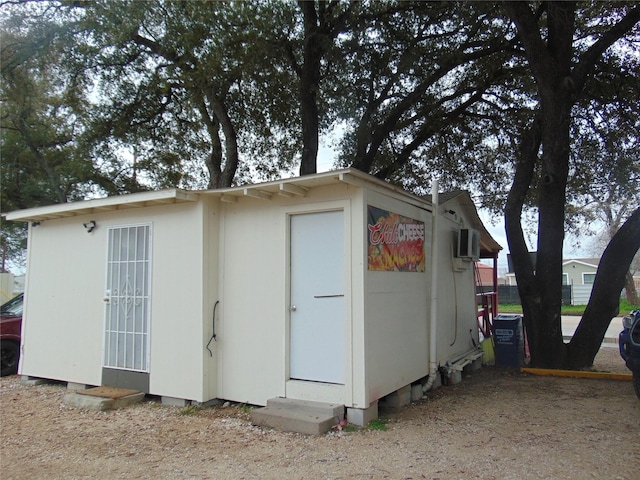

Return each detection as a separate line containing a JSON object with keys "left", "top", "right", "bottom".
{"left": 424, "top": 178, "right": 440, "bottom": 392}
{"left": 493, "top": 253, "right": 499, "bottom": 316}
{"left": 428, "top": 179, "right": 438, "bottom": 379}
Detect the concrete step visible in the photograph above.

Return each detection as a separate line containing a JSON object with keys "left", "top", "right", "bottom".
{"left": 251, "top": 407, "right": 337, "bottom": 435}
{"left": 251, "top": 398, "right": 345, "bottom": 435}
{"left": 266, "top": 397, "right": 344, "bottom": 420}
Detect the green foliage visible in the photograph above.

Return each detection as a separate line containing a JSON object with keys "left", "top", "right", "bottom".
{"left": 499, "top": 301, "right": 638, "bottom": 317}
{"left": 3, "top": 1, "right": 636, "bottom": 200}
{"left": 178, "top": 404, "right": 201, "bottom": 416}
{"left": 367, "top": 418, "right": 388, "bottom": 431}
{"left": 620, "top": 299, "right": 640, "bottom": 316}
{"left": 342, "top": 424, "right": 360, "bottom": 433}
{"left": 1, "top": 8, "right": 111, "bottom": 270}
{"left": 74, "top": 0, "right": 302, "bottom": 188}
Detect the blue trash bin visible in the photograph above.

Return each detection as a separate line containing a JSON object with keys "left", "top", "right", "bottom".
{"left": 492, "top": 314, "right": 525, "bottom": 367}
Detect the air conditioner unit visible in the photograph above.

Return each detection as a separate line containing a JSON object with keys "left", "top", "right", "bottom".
{"left": 457, "top": 228, "right": 480, "bottom": 260}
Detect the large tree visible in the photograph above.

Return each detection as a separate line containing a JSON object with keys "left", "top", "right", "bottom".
{"left": 503, "top": 1, "right": 640, "bottom": 368}
{"left": 0, "top": 7, "right": 115, "bottom": 267}
{"left": 64, "top": 0, "right": 302, "bottom": 189}
{"left": 2, "top": 1, "right": 638, "bottom": 368}
{"left": 335, "top": 2, "right": 518, "bottom": 182}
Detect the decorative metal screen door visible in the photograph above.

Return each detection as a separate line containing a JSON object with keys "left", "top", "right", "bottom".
{"left": 104, "top": 225, "right": 151, "bottom": 372}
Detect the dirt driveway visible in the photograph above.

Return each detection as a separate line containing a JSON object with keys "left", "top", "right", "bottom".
{"left": 1, "top": 347, "right": 638, "bottom": 480}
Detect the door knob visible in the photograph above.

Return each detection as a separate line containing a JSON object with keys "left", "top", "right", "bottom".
{"left": 289, "top": 305, "right": 297, "bottom": 312}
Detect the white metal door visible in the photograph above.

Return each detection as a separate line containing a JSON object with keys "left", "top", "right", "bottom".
{"left": 290, "top": 210, "right": 345, "bottom": 384}
{"left": 104, "top": 225, "right": 151, "bottom": 372}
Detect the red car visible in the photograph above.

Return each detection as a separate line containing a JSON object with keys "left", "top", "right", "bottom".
{"left": 1, "top": 293, "right": 23, "bottom": 376}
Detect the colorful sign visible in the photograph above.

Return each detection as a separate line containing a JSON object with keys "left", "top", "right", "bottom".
{"left": 367, "top": 206, "right": 425, "bottom": 272}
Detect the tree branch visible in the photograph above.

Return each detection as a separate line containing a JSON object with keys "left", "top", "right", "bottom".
{"left": 571, "top": 4, "right": 640, "bottom": 94}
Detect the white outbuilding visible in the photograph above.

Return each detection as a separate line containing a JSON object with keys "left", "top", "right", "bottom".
{"left": 6, "top": 169, "right": 500, "bottom": 424}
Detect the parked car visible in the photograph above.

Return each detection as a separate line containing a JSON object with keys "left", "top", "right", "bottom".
{"left": 619, "top": 309, "right": 640, "bottom": 400}
{"left": 1, "top": 293, "right": 23, "bottom": 376}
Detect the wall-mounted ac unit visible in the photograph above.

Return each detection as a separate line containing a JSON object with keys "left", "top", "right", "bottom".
{"left": 457, "top": 228, "right": 480, "bottom": 260}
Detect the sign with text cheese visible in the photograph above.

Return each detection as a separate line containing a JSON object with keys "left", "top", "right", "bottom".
{"left": 367, "top": 206, "right": 425, "bottom": 272}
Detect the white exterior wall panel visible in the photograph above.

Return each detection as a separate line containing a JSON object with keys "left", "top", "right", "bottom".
{"left": 21, "top": 217, "right": 106, "bottom": 384}
{"left": 216, "top": 183, "right": 359, "bottom": 407}
{"left": 434, "top": 212, "right": 480, "bottom": 364}
{"left": 202, "top": 200, "right": 221, "bottom": 402}
{"left": 21, "top": 202, "right": 209, "bottom": 401}
{"left": 144, "top": 202, "right": 206, "bottom": 401}
{"left": 362, "top": 189, "right": 430, "bottom": 405}
{"left": 216, "top": 198, "right": 287, "bottom": 405}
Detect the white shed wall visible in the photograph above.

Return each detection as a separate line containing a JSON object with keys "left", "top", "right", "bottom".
{"left": 433, "top": 209, "right": 480, "bottom": 364}
{"left": 16, "top": 172, "right": 491, "bottom": 409}
{"left": 22, "top": 218, "right": 105, "bottom": 384}
{"left": 145, "top": 202, "right": 207, "bottom": 401}
{"left": 215, "top": 183, "right": 361, "bottom": 407}
{"left": 21, "top": 202, "right": 211, "bottom": 401}
{"left": 362, "top": 189, "right": 431, "bottom": 405}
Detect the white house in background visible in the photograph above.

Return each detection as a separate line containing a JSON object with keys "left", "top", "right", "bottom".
{"left": 505, "top": 257, "right": 599, "bottom": 287}
{"left": 504, "top": 255, "right": 639, "bottom": 305}
{"left": 6, "top": 169, "right": 501, "bottom": 424}
{"left": 563, "top": 258, "right": 599, "bottom": 305}
{"left": 562, "top": 258, "right": 599, "bottom": 286}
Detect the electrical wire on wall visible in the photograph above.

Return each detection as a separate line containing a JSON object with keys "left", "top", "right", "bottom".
{"left": 206, "top": 300, "right": 219, "bottom": 357}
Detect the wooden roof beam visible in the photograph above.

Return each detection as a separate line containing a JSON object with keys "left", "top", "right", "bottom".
{"left": 278, "top": 183, "right": 307, "bottom": 198}
{"left": 243, "top": 189, "right": 272, "bottom": 200}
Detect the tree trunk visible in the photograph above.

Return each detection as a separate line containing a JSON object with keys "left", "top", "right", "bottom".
{"left": 297, "top": 0, "right": 322, "bottom": 176}
{"left": 194, "top": 93, "right": 223, "bottom": 189}
{"left": 504, "top": 1, "right": 577, "bottom": 368}
{"left": 504, "top": 116, "right": 548, "bottom": 364}
{"left": 624, "top": 271, "right": 639, "bottom": 305}
{"left": 567, "top": 207, "right": 640, "bottom": 368}
{"left": 211, "top": 100, "right": 239, "bottom": 188}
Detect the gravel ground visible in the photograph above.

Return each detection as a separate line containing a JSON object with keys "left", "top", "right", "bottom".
{"left": 1, "top": 347, "right": 639, "bottom": 480}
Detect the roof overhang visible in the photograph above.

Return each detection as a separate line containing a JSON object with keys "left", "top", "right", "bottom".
{"left": 201, "top": 168, "right": 430, "bottom": 209}
{"left": 4, "top": 189, "right": 198, "bottom": 223}
{"left": 3, "top": 168, "right": 502, "bottom": 256}
{"left": 439, "top": 190, "right": 502, "bottom": 257}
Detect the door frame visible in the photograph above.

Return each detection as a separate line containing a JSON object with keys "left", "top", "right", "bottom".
{"left": 283, "top": 201, "right": 352, "bottom": 405}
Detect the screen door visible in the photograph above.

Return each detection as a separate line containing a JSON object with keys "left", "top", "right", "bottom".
{"left": 104, "top": 225, "right": 151, "bottom": 372}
